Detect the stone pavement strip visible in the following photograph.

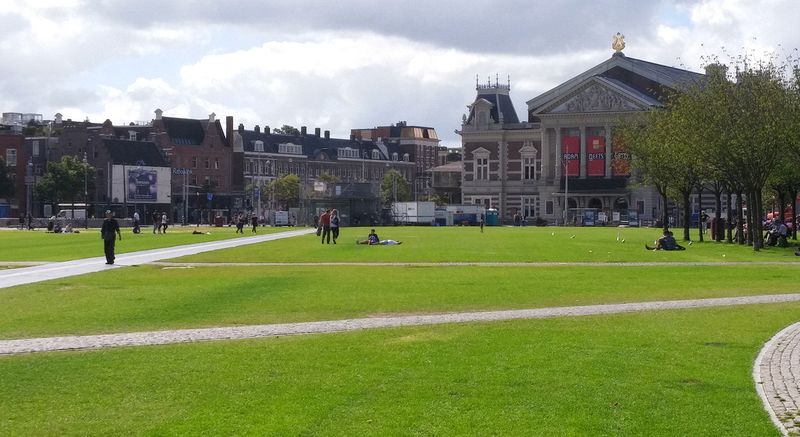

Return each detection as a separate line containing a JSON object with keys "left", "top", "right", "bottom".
{"left": 0, "top": 228, "right": 315, "bottom": 289}
{"left": 1, "top": 293, "right": 800, "bottom": 356}
{"left": 755, "top": 322, "right": 800, "bottom": 436}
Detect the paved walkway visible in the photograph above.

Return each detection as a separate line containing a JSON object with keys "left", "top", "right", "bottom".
{"left": 0, "top": 228, "right": 315, "bottom": 289}
{"left": 755, "top": 322, "right": 800, "bottom": 436}
{"left": 151, "top": 261, "right": 800, "bottom": 267}
{"left": 2, "top": 293, "right": 800, "bottom": 356}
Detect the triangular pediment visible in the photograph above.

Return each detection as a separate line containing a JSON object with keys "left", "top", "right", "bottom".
{"left": 471, "top": 146, "right": 490, "bottom": 156}
{"left": 537, "top": 78, "right": 648, "bottom": 115}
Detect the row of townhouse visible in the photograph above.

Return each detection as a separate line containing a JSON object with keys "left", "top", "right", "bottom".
{"left": 0, "top": 111, "right": 441, "bottom": 226}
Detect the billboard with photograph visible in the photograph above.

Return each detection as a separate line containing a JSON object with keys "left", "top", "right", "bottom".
{"left": 128, "top": 169, "right": 158, "bottom": 201}
{"left": 111, "top": 165, "right": 171, "bottom": 203}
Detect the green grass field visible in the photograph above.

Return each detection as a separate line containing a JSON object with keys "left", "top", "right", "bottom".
{"left": 1, "top": 304, "right": 792, "bottom": 435}
{"left": 1, "top": 225, "right": 797, "bottom": 435}
{"left": 1, "top": 264, "right": 798, "bottom": 339}
{"left": 0, "top": 226, "right": 287, "bottom": 262}
{"left": 173, "top": 226, "right": 800, "bottom": 263}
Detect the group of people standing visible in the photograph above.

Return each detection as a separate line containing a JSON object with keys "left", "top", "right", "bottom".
{"left": 151, "top": 211, "right": 169, "bottom": 234}
{"left": 235, "top": 213, "right": 259, "bottom": 234}
{"left": 316, "top": 209, "right": 340, "bottom": 244}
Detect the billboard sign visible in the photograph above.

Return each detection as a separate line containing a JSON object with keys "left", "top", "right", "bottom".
{"left": 562, "top": 136, "right": 580, "bottom": 177}
{"left": 587, "top": 136, "right": 606, "bottom": 177}
{"left": 127, "top": 169, "right": 158, "bottom": 201}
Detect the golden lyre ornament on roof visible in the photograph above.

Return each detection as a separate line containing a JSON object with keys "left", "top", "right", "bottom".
{"left": 612, "top": 32, "right": 626, "bottom": 52}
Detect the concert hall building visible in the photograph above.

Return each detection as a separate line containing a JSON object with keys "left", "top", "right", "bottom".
{"left": 458, "top": 41, "right": 704, "bottom": 225}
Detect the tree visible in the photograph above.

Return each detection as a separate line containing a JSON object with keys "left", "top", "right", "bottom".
{"left": 272, "top": 125, "right": 301, "bottom": 136}
{"left": 0, "top": 158, "right": 14, "bottom": 200}
{"left": 265, "top": 174, "right": 300, "bottom": 209}
{"left": 380, "top": 169, "right": 410, "bottom": 204}
{"left": 34, "top": 155, "right": 94, "bottom": 212}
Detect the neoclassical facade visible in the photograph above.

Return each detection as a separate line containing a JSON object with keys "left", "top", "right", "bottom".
{"left": 458, "top": 48, "right": 704, "bottom": 225}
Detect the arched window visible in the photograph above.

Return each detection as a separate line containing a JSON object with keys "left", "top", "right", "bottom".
{"left": 371, "top": 150, "right": 380, "bottom": 160}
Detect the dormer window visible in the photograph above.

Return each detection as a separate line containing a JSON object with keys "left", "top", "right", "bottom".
{"left": 278, "top": 143, "right": 302, "bottom": 155}
{"left": 403, "top": 153, "right": 410, "bottom": 162}
{"left": 392, "top": 152, "right": 398, "bottom": 161}
{"left": 371, "top": 150, "right": 380, "bottom": 160}
{"left": 337, "top": 147, "right": 360, "bottom": 159}
{"left": 129, "top": 130, "right": 137, "bottom": 141}
{"left": 254, "top": 140, "right": 264, "bottom": 152}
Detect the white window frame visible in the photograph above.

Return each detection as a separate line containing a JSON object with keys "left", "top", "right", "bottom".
{"left": 522, "top": 195, "right": 539, "bottom": 219}
{"left": 372, "top": 150, "right": 380, "bottom": 160}
{"left": 5, "top": 148, "right": 17, "bottom": 166}
{"left": 475, "top": 157, "right": 488, "bottom": 180}
{"left": 254, "top": 140, "right": 264, "bottom": 152}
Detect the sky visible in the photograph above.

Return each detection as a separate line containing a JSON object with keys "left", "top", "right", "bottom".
{"left": 1, "top": 0, "right": 798, "bottom": 147}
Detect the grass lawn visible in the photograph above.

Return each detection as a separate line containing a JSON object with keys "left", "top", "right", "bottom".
{"left": 2, "top": 264, "right": 798, "bottom": 339}
{"left": 0, "top": 226, "right": 288, "bottom": 262}
{"left": 0, "top": 304, "right": 793, "bottom": 435}
{"left": 173, "top": 226, "right": 800, "bottom": 263}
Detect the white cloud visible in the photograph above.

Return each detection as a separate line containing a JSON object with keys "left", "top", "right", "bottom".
{"left": 1, "top": 0, "right": 799, "bottom": 146}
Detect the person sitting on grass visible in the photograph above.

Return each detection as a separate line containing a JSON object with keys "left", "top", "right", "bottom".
{"left": 645, "top": 229, "right": 685, "bottom": 251}
{"left": 356, "top": 229, "right": 402, "bottom": 245}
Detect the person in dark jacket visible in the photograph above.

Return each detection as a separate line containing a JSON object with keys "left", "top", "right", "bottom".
{"left": 101, "top": 210, "right": 122, "bottom": 264}
{"left": 330, "top": 209, "right": 340, "bottom": 244}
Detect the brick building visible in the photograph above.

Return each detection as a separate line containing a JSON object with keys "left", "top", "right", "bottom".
{"left": 458, "top": 45, "right": 704, "bottom": 225}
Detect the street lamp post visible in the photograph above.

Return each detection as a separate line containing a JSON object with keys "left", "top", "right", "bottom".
{"left": 563, "top": 161, "right": 569, "bottom": 226}
{"left": 26, "top": 158, "right": 33, "bottom": 222}
{"left": 83, "top": 152, "right": 88, "bottom": 229}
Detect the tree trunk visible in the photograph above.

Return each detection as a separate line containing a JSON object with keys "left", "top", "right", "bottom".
{"left": 714, "top": 190, "right": 723, "bottom": 241}
{"left": 736, "top": 191, "right": 745, "bottom": 245}
{"left": 746, "top": 191, "right": 754, "bottom": 246}
{"left": 697, "top": 187, "right": 704, "bottom": 242}
{"left": 725, "top": 191, "right": 733, "bottom": 243}
{"left": 682, "top": 191, "right": 692, "bottom": 241}
{"left": 753, "top": 189, "right": 763, "bottom": 251}
{"left": 658, "top": 186, "right": 669, "bottom": 230}
{"left": 792, "top": 190, "right": 798, "bottom": 241}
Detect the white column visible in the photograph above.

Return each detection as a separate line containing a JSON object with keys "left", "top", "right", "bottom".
{"left": 541, "top": 129, "right": 550, "bottom": 181}
{"left": 554, "top": 128, "right": 562, "bottom": 181}
{"left": 605, "top": 125, "right": 612, "bottom": 179}
{"left": 579, "top": 126, "right": 587, "bottom": 179}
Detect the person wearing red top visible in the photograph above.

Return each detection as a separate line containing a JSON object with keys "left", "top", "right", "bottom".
{"left": 319, "top": 209, "right": 332, "bottom": 244}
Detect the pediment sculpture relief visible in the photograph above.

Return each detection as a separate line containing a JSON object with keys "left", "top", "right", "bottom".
{"left": 551, "top": 84, "right": 639, "bottom": 113}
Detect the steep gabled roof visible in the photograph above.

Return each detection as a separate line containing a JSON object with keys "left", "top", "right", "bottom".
{"left": 104, "top": 139, "right": 168, "bottom": 167}
{"left": 161, "top": 117, "right": 206, "bottom": 145}
{"left": 527, "top": 53, "right": 705, "bottom": 114}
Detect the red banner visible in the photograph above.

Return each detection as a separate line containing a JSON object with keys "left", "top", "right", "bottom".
{"left": 587, "top": 135, "right": 606, "bottom": 177}
{"left": 562, "top": 136, "right": 579, "bottom": 177}
{"left": 611, "top": 138, "right": 631, "bottom": 177}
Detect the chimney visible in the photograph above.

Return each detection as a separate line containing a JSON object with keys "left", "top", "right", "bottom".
{"left": 226, "top": 116, "right": 234, "bottom": 147}
{"left": 54, "top": 113, "right": 63, "bottom": 125}
{"left": 324, "top": 130, "right": 330, "bottom": 139}
{"left": 264, "top": 125, "right": 270, "bottom": 135}
{"left": 154, "top": 108, "right": 163, "bottom": 120}
{"left": 208, "top": 112, "right": 216, "bottom": 124}
{"left": 315, "top": 127, "right": 321, "bottom": 137}
{"left": 254, "top": 125, "right": 260, "bottom": 134}
{"left": 300, "top": 126, "right": 307, "bottom": 136}
{"left": 238, "top": 123, "right": 244, "bottom": 131}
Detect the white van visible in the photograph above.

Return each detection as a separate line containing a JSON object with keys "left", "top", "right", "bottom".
{"left": 57, "top": 209, "right": 87, "bottom": 219}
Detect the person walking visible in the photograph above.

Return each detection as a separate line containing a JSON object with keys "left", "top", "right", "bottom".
{"left": 161, "top": 212, "right": 168, "bottom": 233}
{"left": 100, "top": 210, "right": 122, "bottom": 265}
{"left": 152, "top": 211, "right": 160, "bottom": 234}
{"left": 330, "top": 209, "right": 340, "bottom": 244}
{"left": 251, "top": 214, "right": 258, "bottom": 233}
{"left": 319, "top": 209, "right": 331, "bottom": 244}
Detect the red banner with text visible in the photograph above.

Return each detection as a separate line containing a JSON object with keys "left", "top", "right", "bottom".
{"left": 562, "top": 136, "right": 580, "bottom": 177}
{"left": 611, "top": 138, "right": 631, "bottom": 177}
{"left": 587, "top": 135, "right": 606, "bottom": 177}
